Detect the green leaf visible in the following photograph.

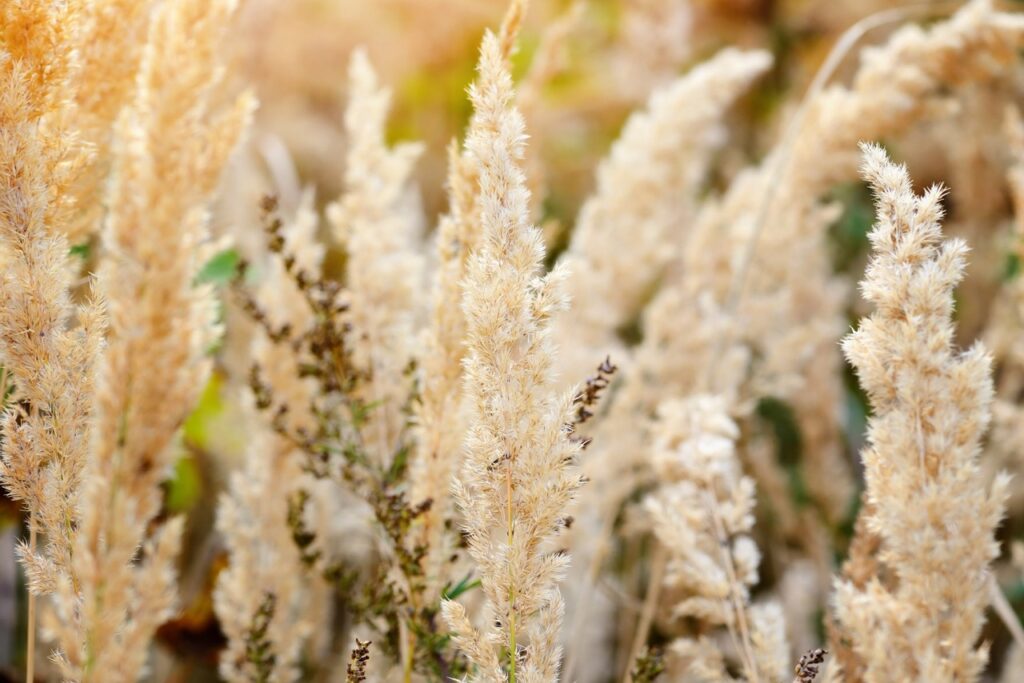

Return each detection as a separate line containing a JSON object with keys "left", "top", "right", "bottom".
{"left": 385, "top": 445, "right": 410, "bottom": 485}
{"left": 1005, "top": 580, "right": 1024, "bottom": 604}
{"left": 1004, "top": 251, "right": 1021, "bottom": 281}
{"left": 165, "top": 453, "right": 202, "bottom": 513}
{"left": 756, "top": 397, "right": 811, "bottom": 507}
{"left": 827, "top": 182, "right": 874, "bottom": 272}
{"left": 196, "top": 248, "right": 240, "bottom": 286}
{"left": 350, "top": 399, "right": 382, "bottom": 430}
{"left": 183, "top": 372, "right": 226, "bottom": 446}
{"left": 69, "top": 242, "right": 91, "bottom": 260}
{"left": 756, "top": 397, "right": 802, "bottom": 466}
{"left": 441, "top": 574, "right": 481, "bottom": 601}
{"left": 341, "top": 442, "right": 369, "bottom": 469}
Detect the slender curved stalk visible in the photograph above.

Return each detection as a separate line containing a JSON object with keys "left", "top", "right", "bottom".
{"left": 621, "top": 544, "right": 665, "bottom": 683}
{"left": 725, "top": 2, "right": 960, "bottom": 313}
{"left": 705, "top": 2, "right": 963, "bottom": 389}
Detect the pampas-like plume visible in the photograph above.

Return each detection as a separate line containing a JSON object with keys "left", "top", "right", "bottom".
{"left": 327, "top": 48, "right": 425, "bottom": 465}
{"left": 982, "top": 107, "right": 1024, "bottom": 517}
{"left": 612, "top": 0, "right": 693, "bottom": 101}
{"left": 440, "top": 29, "right": 583, "bottom": 683}
{"left": 65, "top": 0, "right": 152, "bottom": 243}
{"left": 554, "top": 47, "right": 771, "bottom": 382}
{"left": 558, "top": 49, "right": 770, "bottom": 680}
{"left": 411, "top": 0, "right": 525, "bottom": 602}
{"left": 61, "top": 0, "right": 254, "bottom": 677}
{"left": 410, "top": 140, "right": 479, "bottom": 601}
{"left": 647, "top": 395, "right": 789, "bottom": 683}
{"left": 0, "top": 4, "right": 101, "bottom": 681}
{"left": 628, "top": 0, "right": 1024, "bottom": 548}
{"left": 835, "top": 143, "right": 1006, "bottom": 683}
{"left": 741, "top": 0, "right": 1024, "bottom": 526}
{"left": 0, "top": 0, "right": 93, "bottom": 580}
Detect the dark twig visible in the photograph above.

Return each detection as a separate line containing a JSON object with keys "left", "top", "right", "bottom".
{"left": 346, "top": 639, "right": 372, "bottom": 683}
{"left": 793, "top": 648, "right": 828, "bottom": 683}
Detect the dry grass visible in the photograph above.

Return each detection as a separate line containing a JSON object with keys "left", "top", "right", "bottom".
{"left": 2, "top": 1, "right": 1024, "bottom": 682}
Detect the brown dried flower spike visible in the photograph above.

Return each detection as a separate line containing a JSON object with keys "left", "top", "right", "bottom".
{"left": 793, "top": 648, "right": 827, "bottom": 683}
{"left": 347, "top": 639, "right": 372, "bottom": 683}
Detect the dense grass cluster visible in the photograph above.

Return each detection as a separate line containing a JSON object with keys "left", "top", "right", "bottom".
{"left": 4, "top": 1, "right": 1024, "bottom": 682}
